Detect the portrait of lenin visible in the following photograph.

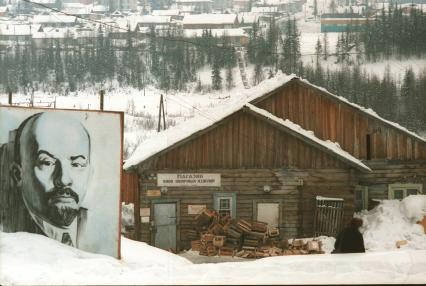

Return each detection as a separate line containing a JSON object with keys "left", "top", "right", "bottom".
{"left": 0, "top": 107, "right": 122, "bottom": 258}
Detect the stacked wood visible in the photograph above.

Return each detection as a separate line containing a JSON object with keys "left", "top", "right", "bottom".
{"left": 219, "top": 246, "right": 235, "bottom": 256}
{"left": 236, "top": 219, "right": 252, "bottom": 233}
{"left": 208, "top": 223, "right": 225, "bottom": 235}
{"left": 268, "top": 227, "right": 280, "bottom": 238}
{"left": 284, "top": 239, "right": 324, "bottom": 255}
{"left": 195, "top": 209, "right": 217, "bottom": 228}
{"left": 199, "top": 233, "right": 216, "bottom": 256}
{"left": 190, "top": 208, "right": 326, "bottom": 258}
{"left": 252, "top": 221, "right": 267, "bottom": 233}
{"left": 213, "top": 236, "right": 225, "bottom": 248}
{"left": 191, "top": 240, "right": 201, "bottom": 251}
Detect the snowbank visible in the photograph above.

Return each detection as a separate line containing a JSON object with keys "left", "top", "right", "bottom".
{"left": 0, "top": 232, "right": 191, "bottom": 285}
{"left": 1, "top": 231, "right": 426, "bottom": 284}
{"left": 357, "top": 195, "right": 426, "bottom": 252}
{"left": 121, "top": 203, "right": 134, "bottom": 232}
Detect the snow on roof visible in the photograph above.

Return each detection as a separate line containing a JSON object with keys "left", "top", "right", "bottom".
{"left": 124, "top": 73, "right": 295, "bottom": 170}
{"left": 125, "top": 72, "right": 426, "bottom": 170}
{"left": 32, "top": 27, "right": 71, "bottom": 39}
{"left": 32, "top": 14, "right": 77, "bottom": 24}
{"left": 251, "top": 6, "right": 279, "bottom": 13}
{"left": 152, "top": 9, "right": 181, "bottom": 16}
{"left": 176, "top": 0, "right": 212, "bottom": 3}
{"left": 238, "top": 13, "right": 259, "bottom": 24}
{"left": 183, "top": 28, "right": 247, "bottom": 38}
{"left": 316, "top": 195, "right": 344, "bottom": 201}
{"left": 0, "top": 24, "right": 32, "bottom": 35}
{"left": 295, "top": 77, "right": 426, "bottom": 144}
{"left": 32, "top": 0, "right": 56, "bottom": 3}
{"left": 182, "top": 14, "right": 237, "bottom": 25}
{"left": 134, "top": 15, "right": 172, "bottom": 24}
{"left": 0, "top": 6, "right": 8, "bottom": 13}
{"left": 91, "top": 5, "right": 109, "bottom": 13}
{"left": 124, "top": 75, "right": 370, "bottom": 172}
{"left": 245, "top": 103, "right": 371, "bottom": 172}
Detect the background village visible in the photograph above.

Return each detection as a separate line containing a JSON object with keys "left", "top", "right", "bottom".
{"left": 1, "top": 0, "right": 426, "bottom": 284}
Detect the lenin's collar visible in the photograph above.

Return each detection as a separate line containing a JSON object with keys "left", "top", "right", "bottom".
{"left": 28, "top": 210, "right": 78, "bottom": 247}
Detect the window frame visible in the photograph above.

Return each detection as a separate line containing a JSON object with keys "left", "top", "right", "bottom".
{"left": 388, "top": 183, "right": 423, "bottom": 200}
{"left": 354, "top": 185, "right": 368, "bottom": 211}
{"left": 213, "top": 193, "right": 236, "bottom": 219}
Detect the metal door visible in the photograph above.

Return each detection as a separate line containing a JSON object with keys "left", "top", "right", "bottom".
{"left": 154, "top": 203, "right": 176, "bottom": 250}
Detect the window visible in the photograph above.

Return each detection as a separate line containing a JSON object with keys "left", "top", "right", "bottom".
{"left": 366, "top": 134, "right": 371, "bottom": 160}
{"left": 388, "top": 184, "right": 423, "bottom": 200}
{"left": 218, "top": 198, "right": 231, "bottom": 217}
{"left": 354, "top": 186, "right": 368, "bottom": 211}
{"left": 213, "top": 193, "right": 236, "bottom": 219}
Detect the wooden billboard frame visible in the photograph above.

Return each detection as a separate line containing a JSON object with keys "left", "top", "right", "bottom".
{"left": 0, "top": 104, "right": 124, "bottom": 259}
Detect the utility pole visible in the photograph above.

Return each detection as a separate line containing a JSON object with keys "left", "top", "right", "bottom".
{"left": 100, "top": 90, "right": 105, "bottom": 111}
{"left": 157, "top": 94, "right": 166, "bottom": 132}
{"left": 8, "top": 90, "right": 12, "bottom": 105}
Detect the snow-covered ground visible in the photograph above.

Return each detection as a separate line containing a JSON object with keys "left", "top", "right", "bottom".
{"left": 1, "top": 231, "right": 426, "bottom": 285}
{"left": 1, "top": 196, "right": 426, "bottom": 285}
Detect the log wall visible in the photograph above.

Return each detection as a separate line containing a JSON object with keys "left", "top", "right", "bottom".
{"left": 360, "top": 160, "right": 426, "bottom": 203}
{"left": 137, "top": 168, "right": 356, "bottom": 250}
{"left": 144, "top": 111, "right": 349, "bottom": 171}
{"left": 254, "top": 80, "right": 426, "bottom": 161}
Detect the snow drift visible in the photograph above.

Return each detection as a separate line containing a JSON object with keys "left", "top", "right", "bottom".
{"left": 357, "top": 195, "right": 426, "bottom": 252}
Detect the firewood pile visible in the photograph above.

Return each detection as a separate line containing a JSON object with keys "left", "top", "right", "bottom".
{"left": 188, "top": 209, "right": 325, "bottom": 258}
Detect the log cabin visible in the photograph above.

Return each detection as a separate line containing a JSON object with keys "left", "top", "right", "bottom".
{"left": 123, "top": 74, "right": 426, "bottom": 251}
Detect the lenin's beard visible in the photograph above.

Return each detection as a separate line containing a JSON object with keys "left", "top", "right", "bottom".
{"left": 46, "top": 188, "right": 80, "bottom": 227}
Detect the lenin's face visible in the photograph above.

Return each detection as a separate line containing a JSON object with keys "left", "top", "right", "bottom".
{"left": 17, "top": 113, "right": 91, "bottom": 227}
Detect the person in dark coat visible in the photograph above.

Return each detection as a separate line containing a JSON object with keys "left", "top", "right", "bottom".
{"left": 332, "top": 217, "right": 365, "bottom": 253}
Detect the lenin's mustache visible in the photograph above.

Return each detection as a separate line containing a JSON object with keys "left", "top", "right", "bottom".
{"left": 46, "top": 187, "right": 79, "bottom": 204}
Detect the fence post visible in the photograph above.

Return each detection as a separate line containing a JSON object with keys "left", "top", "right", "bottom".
{"left": 100, "top": 90, "right": 105, "bottom": 111}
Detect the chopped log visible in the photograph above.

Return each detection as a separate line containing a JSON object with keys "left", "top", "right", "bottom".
{"left": 396, "top": 240, "right": 408, "bottom": 248}
{"left": 191, "top": 240, "right": 201, "bottom": 251}
{"left": 291, "top": 239, "right": 305, "bottom": 247}
{"left": 213, "top": 236, "right": 225, "bottom": 248}
{"left": 307, "top": 240, "right": 320, "bottom": 252}
{"left": 268, "top": 227, "right": 280, "bottom": 238}
{"left": 219, "top": 246, "right": 235, "bottom": 257}
{"left": 278, "top": 239, "right": 288, "bottom": 250}
{"left": 227, "top": 225, "right": 242, "bottom": 238}
{"left": 252, "top": 221, "right": 268, "bottom": 233}
{"left": 247, "top": 230, "right": 266, "bottom": 239}
{"left": 209, "top": 223, "right": 225, "bottom": 235}
{"left": 282, "top": 250, "right": 293, "bottom": 255}
{"left": 201, "top": 233, "right": 215, "bottom": 242}
{"left": 236, "top": 219, "right": 252, "bottom": 233}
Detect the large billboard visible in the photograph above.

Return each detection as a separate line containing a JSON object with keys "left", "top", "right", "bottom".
{"left": 0, "top": 106, "right": 123, "bottom": 258}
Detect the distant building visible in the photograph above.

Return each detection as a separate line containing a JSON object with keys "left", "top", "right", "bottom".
{"left": 0, "top": 6, "right": 9, "bottom": 16}
{"left": 233, "top": 0, "right": 251, "bottom": 12}
{"left": 183, "top": 27, "right": 248, "bottom": 45}
{"left": 320, "top": 13, "right": 369, "bottom": 32}
{"left": 0, "top": 23, "right": 34, "bottom": 45}
{"left": 175, "top": 0, "right": 213, "bottom": 14}
{"left": 182, "top": 13, "right": 238, "bottom": 29}
{"left": 32, "top": 14, "right": 78, "bottom": 28}
{"left": 152, "top": 9, "right": 183, "bottom": 20}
